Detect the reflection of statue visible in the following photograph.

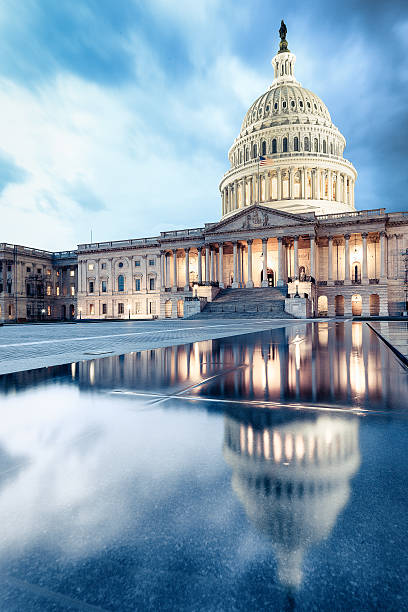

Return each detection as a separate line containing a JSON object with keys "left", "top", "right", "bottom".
{"left": 279, "top": 20, "right": 287, "bottom": 41}
{"left": 223, "top": 412, "right": 360, "bottom": 589}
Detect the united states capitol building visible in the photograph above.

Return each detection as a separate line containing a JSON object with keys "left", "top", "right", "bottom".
{"left": 1, "top": 24, "right": 407, "bottom": 322}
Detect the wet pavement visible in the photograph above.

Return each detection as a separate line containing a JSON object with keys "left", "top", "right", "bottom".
{"left": 0, "top": 321, "right": 407, "bottom": 611}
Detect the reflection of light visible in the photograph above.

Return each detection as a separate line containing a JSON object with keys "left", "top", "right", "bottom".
{"left": 256, "top": 432, "right": 262, "bottom": 457}
{"left": 291, "top": 334, "right": 304, "bottom": 371}
{"left": 240, "top": 425, "right": 246, "bottom": 452}
{"left": 285, "top": 434, "right": 293, "bottom": 461}
{"left": 352, "top": 322, "right": 362, "bottom": 348}
{"left": 295, "top": 435, "right": 305, "bottom": 461}
{"left": 247, "top": 425, "right": 253, "bottom": 456}
{"left": 71, "top": 363, "right": 76, "bottom": 380}
{"left": 89, "top": 361, "right": 95, "bottom": 386}
{"left": 350, "top": 353, "right": 366, "bottom": 396}
{"left": 263, "top": 430, "right": 270, "bottom": 459}
{"left": 273, "top": 431, "right": 282, "bottom": 462}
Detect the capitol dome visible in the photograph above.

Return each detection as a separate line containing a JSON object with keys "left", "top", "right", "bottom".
{"left": 219, "top": 23, "right": 357, "bottom": 219}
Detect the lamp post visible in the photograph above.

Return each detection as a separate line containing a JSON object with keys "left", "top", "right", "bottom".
{"left": 41, "top": 308, "right": 45, "bottom": 321}
{"left": 294, "top": 279, "right": 300, "bottom": 298}
{"left": 128, "top": 304, "right": 131, "bottom": 320}
{"left": 79, "top": 308, "right": 82, "bottom": 320}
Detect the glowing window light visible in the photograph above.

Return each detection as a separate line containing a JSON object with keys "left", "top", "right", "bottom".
{"left": 295, "top": 435, "right": 305, "bottom": 461}
{"left": 240, "top": 425, "right": 246, "bottom": 452}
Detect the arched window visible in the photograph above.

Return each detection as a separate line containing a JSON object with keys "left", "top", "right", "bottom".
{"left": 304, "top": 137, "right": 310, "bottom": 152}
{"left": 323, "top": 140, "right": 327, "bottom": 154}
{"left": 293, "top": 137, "right": 299, "bottom": 151}
{"left": 283, "top": 137, "right": 288, "bottom": 153}
{"left": 118, "top": 275, "right": 124, "bottom": 292}
{"left": 253, "top": 143, "right": 257, "bottom": 158}
{"left": 314, "top": 138, "right": 318, "bottom": 152}
{"left": 239, "top": 150, "right": 243, "bottom": 164}
{"left": 261, "top": 141, "right": 266, "bottom": 156}
{"left": 272, "top": 139, "right": 277, "bottom": 154}
{"left": 245, "top": 147, "right": 249, "bottom": 161}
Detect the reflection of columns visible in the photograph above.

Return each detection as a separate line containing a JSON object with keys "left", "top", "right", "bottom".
{"left": 172, "top": 249, "right": 177, "bottom": 291}
{"left": 205, "top": 246, "right": 210, "bottom": 283}
{"left": 261, "top": 238, "right": 268, "bottom": 287}
{"left": 380, "top": 232, "right": 386, "bottom": 279}
{"left": 328, "top": 236, "right": 333, "bottom": 283}
{"left": 277, "top": 237, "right": 284, "bottom": 285}
{"left": 310, "top": 236, "right": 315, "bottom": 279}
{"left": 277, "top": 168, "right": 282, "bottom": 200}
{"left": 362, "top": 233, "right": 368, "bottom": 284}
{"left": 294, "top": 236, "right": 299, "bottom": 279}
{"left": 232, "top": 242, "right": 238, "bottom": 288}
{"left": 184, "top": 248, "right": 190, "bottom": 291}
{"left": 218, "top": 243, "right": 224, "bottom": 288}
{"left": 197, "top": 247, "right": 203, "bottom": 283}
{"left": 246, "top": 239, "right": 254, "bottom": 288}
{"left": 160, "top": 251, "right": 165, "bottom": 290}
{"left": 344, "top": 234, "right": 350, "bottom": 283}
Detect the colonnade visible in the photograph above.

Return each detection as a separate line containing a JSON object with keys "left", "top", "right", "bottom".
{"left": 221, "top": 167, "right": 355, "bottom": 216}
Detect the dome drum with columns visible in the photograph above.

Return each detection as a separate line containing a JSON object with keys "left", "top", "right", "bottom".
{"left": 220, "top": 27, "right": 357, "bottom": 218}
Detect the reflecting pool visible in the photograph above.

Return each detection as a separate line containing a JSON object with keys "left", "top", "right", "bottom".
{"left": 0, "top": 322, "right": 407, "bottom": 611}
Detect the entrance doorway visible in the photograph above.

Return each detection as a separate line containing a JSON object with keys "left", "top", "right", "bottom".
{"left": 261, "top": 269, "right": 275, "bottom": 287}
{"left": 351, "top": 294, "right": 362, "bottom": 316}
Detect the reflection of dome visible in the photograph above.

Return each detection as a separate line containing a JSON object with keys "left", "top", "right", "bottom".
{"left": 223, "top": 413, "right": 360, "bottom": 588}
{"left": 220, "top": 25, "right": 357, "bottom": 218}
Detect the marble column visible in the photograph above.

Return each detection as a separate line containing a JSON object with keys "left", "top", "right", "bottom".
{"left": 310, "top": 236, "right": 315, "bottom": 279}
{"left": 160, "top": 251, "right": 166, "bottom": 290}
{"left": 344, "top": 234, "right": 350, "bottom": 283}
{"left": 184, "top": 248, "right": 190, "bottom": 291}
{"left": 242, "top": 179, "right": 246, "bottom": 207}
{"left": 277, "top": 169, "right": 282, "bottom": 201}
{"left": 277, "top": 237, "right": 284, "bottom": 285}
{"left": 205, "top": 246, "right": 210, "bottom": 283}
{"left": 172, "top": 250, "right": 177, "bottom": 291}
{"left": 380, "top": 232, "right": 386, "bottom": 279}
{"left": 261, "top": 238, "right": 268, "bottom": 287}
{"left": 328, "top": 170, "right": 333, "bottom": 201}
{"left": 197, "top": 247, "right": 203, "bottom": 283}
{"left": 294, "top": 236, "right": 299, "bottom": 279}
{"left": 246, "top": 240, "right": 254, "bottom": 288}
{"left": 289, "top": 168, "right": 294, "bottom": 200}
{"left": 265, "top": 172, "right": 270, "bottom": 202}
{"left": 316, "top": 169, "right": 321, "bottom": 200}
{"left": 234, "top": 181, "right": 238, "bottom": 210}
{"left": 248, "top": 177, "right": 252, "bottom": 205}
{"left": 210, "top": 247, "right": 214, "bottom": 282}
{"left": 336, "top": 171, "right": 341, "bottom": 202}
{"left": 218, "top": 243, "right": 224, "bottom": 288}
{"left": 362, "top": 233, "right": 368, "bottom": 284}
{"left": 328, "top": 236, "right": 333, "bottom": 284}
{"left": 232, "top": 242, "right": 238, "bottom": 288}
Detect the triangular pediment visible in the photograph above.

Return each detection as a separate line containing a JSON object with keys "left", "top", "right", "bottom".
{"left": 205, "top": 204, "right": 314, "bottom": 235}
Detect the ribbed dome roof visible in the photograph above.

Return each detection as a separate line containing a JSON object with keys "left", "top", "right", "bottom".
{"left": 241, "top": 82, "right": 331, "bottom": 133}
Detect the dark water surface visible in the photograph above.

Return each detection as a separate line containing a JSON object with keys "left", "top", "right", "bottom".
{"left": 0, "top": 321, "right": 407, "bottom": 611}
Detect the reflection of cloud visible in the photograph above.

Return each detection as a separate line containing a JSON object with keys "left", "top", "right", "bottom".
{"left": 224, "top": 413, "right": 360, "bottom": 588}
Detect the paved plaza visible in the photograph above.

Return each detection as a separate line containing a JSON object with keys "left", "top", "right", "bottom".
{"left": 0, "top": 319, "right": 304, "bottom": 375}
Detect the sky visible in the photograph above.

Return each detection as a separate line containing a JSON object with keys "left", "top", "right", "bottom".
{"left": 0, "top": 0, "right": 407, "bottom": 251}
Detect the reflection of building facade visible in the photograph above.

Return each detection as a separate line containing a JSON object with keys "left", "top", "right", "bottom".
{"left": 2, "top": 24, "right": 406, "bottom": 321}
{"left": 223, "top": 411, "right": 360, "bottom": 588}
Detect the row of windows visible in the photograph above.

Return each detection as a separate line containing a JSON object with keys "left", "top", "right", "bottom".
{"left": 87, "top": 259, "right": 155, "bottom": 271}
{"left": 88, "top": 302, "right": 156, "bottom": 315}
{"left": 233, "top": 137, "right": 339, "bottom": 165}
{"left": 248, "top": 98, "right": 324, "bottom": 124}
{"left": 89, "top": 276, "right": 155, "bottom": 293}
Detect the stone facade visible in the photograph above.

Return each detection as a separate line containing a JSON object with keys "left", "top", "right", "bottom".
{"left": 1, "top": 30, "right": 407, "bottom": 322}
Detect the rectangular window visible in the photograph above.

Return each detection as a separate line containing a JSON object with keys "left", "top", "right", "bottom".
{"left": 7, "top": 265, "right": 11, "bottom": 272}
{"left": 135, "top": 278, "right": 141, "bottom": 291}
{"left": 47, "top": 269, "right": 51, "bottom": 275}
{"left": 56, "top": 286, "right": 60, "bottom": 296}
{"left": 56, "top": 270, "right": 60, "bottom": 276}
{"left": 7, "top": 281, "right": 12, "bottom": 294}
{"left": 118, "top": 303, "right": 124, "bottom": 314}
{"left": 88, "top": 263, "right": 94, "bottom": 271}
{"left": 149, "top": 277, "right": 155, "bottom": 290}
{"left": 101, "top": 280, "right": 107, "bottom": 292}
{"left": 47, "top": 305, "right": 51, "bottom": 316}
{"left": 46, "top": 285, "right": 51, "bottom": 296}
{"left": 70, "top": 286, "right": 75, "bottom": 296}
{"left": 101, "top": 263, "right": 106, "bottom": 270}
{"left": 89, "top": 281, "right": 94, "bottom": 293}
{"left": 149, "top": 259, "right": 155, "bottom": 266}
{"left": 135, "top": 260, "right": 141, "bottom": 267}
{"left": 150, "top": 301, "right": 156, "bottom": 314}
{"left": 0, "top": 283, "right": 3, "bottom": 293}
{"left": 26, "top": 267, "right": 31, "bottom": 273}
{"left": 102, "top": 303, "right": 107, "bottom": 314}
{"left": 37, "top": 268, "right": 41, "bottom": 274}
{"left": 90, "top": 304, "right": 95, "bottom": 315}
{"left": 70, "top": 270, "right": 75, "bottom": 277}
{"left": 135, "top": 301, "right": 141, "bottom": 313}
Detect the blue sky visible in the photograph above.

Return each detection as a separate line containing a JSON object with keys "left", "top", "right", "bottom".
{"left": 0, "top": 0, "right": 407, "bottom": 250}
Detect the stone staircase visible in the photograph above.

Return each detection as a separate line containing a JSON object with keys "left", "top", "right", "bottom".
{"left": 189, "top": 286, "right": 294, "bottom": 319}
